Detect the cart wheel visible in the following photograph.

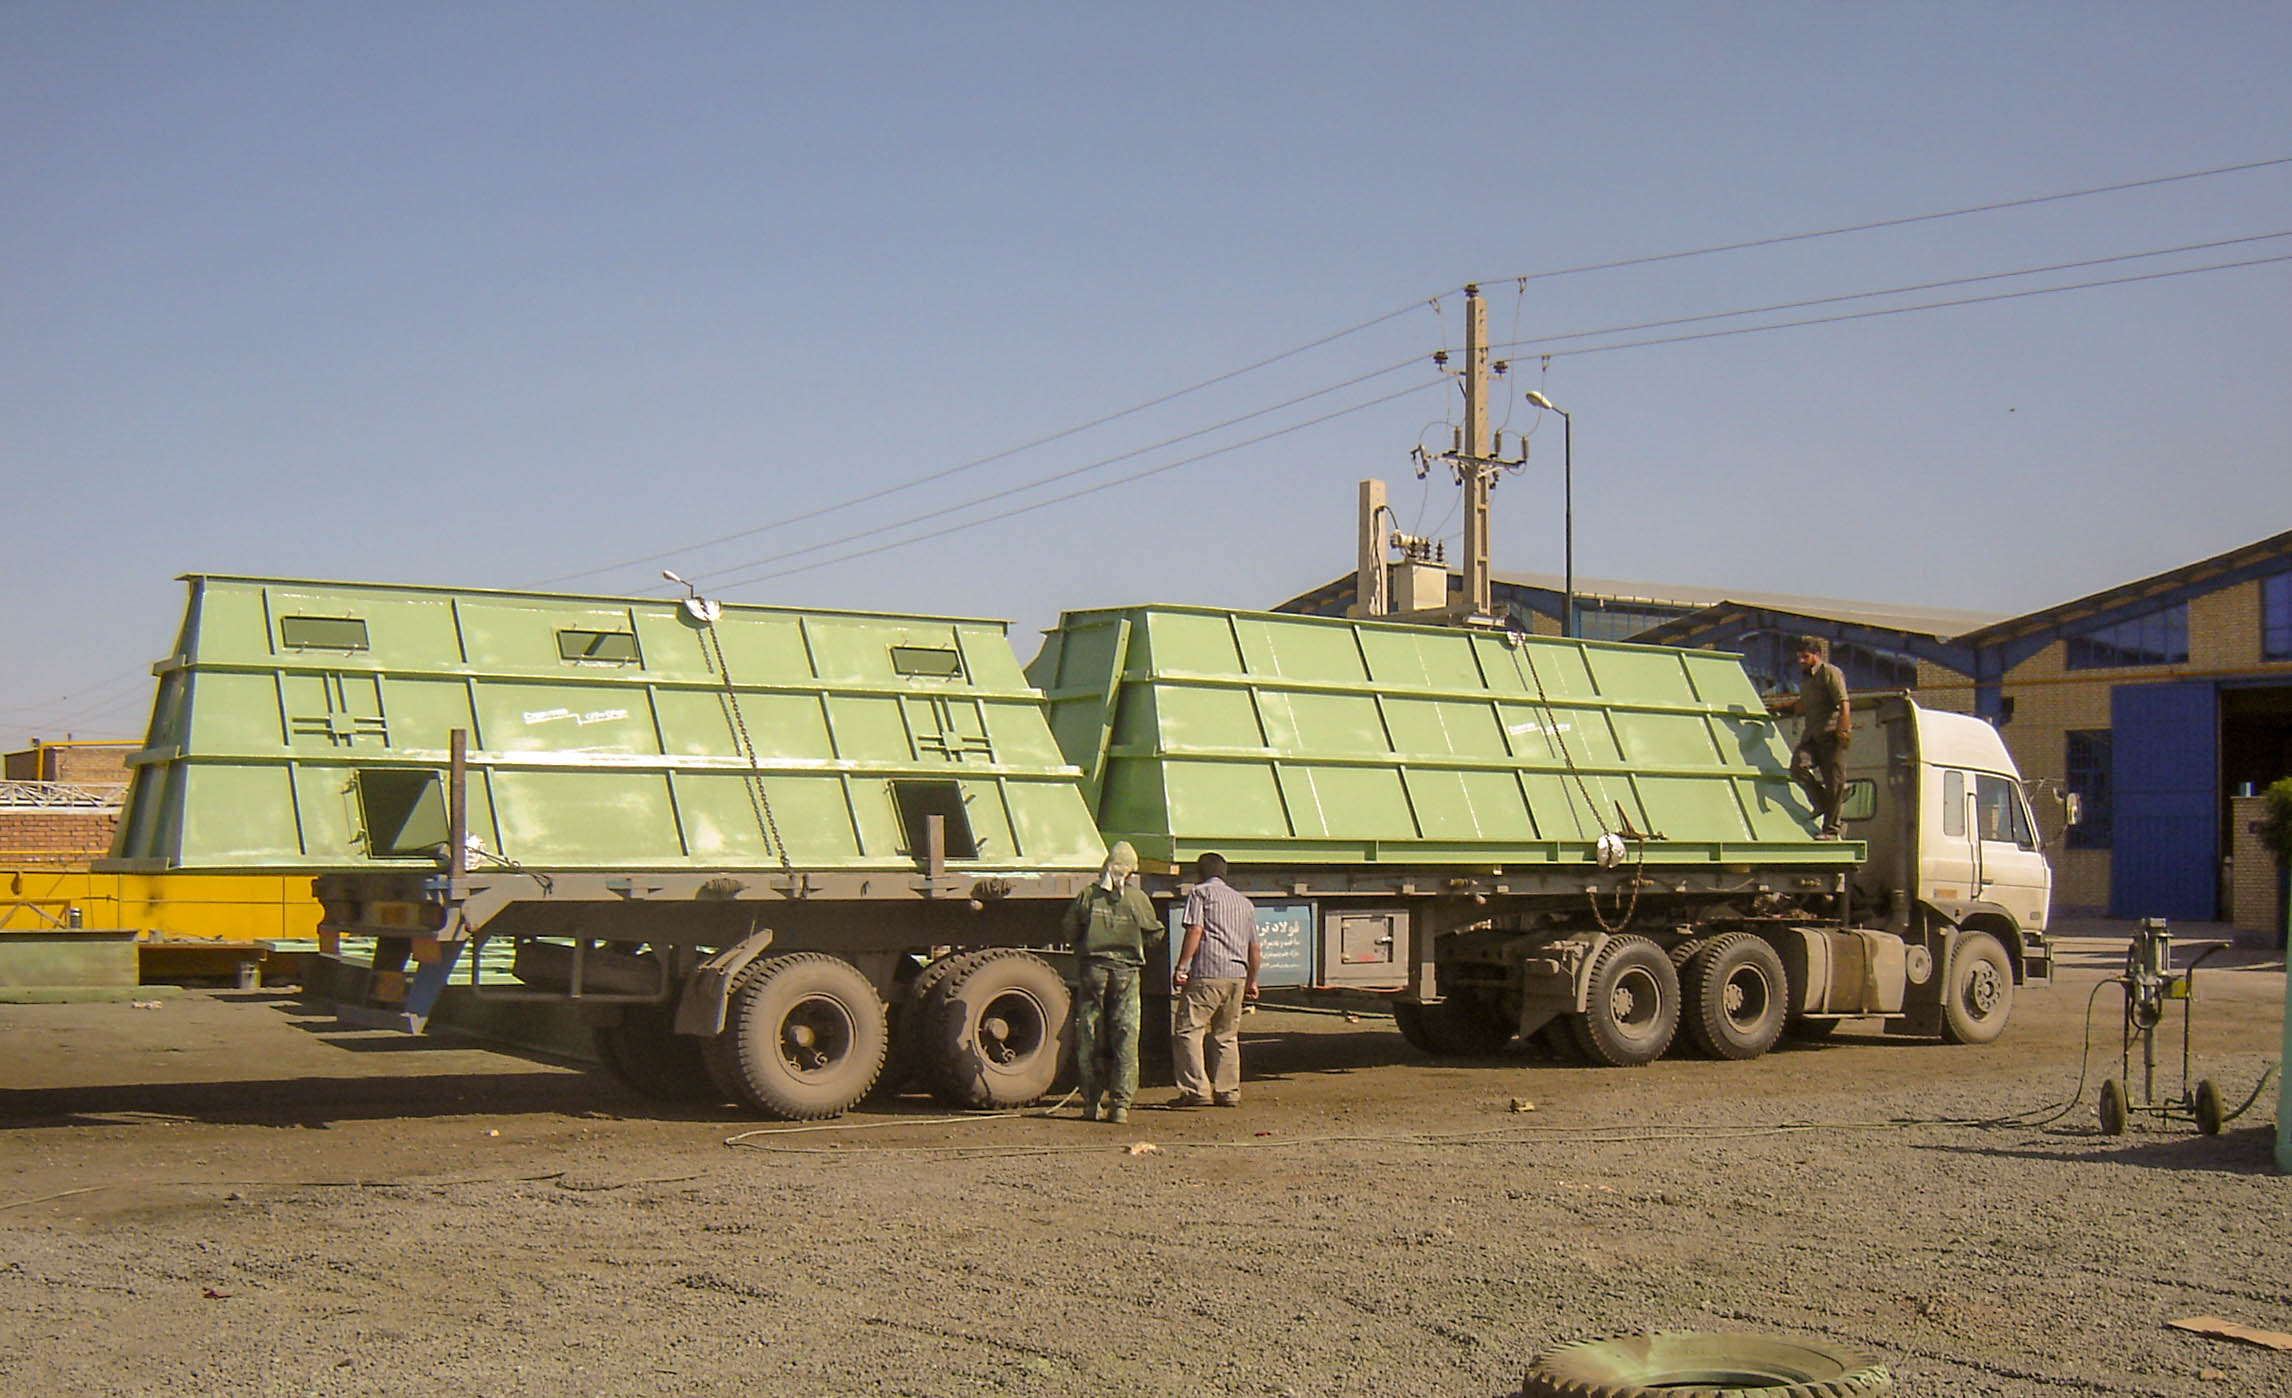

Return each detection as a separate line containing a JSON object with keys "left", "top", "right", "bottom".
{"left": 2193, "top": 1079, "right": 2223, "bottom": 1136}
{"left": 2097, "top": 1078, "right": 2128, "bottom": 1135}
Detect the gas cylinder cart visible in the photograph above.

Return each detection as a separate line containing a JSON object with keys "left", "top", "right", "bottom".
{"left": 2097, "top": 918, "right": 2231, "bottom": 1136}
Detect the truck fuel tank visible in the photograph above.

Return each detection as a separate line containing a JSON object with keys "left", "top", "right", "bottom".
{"left": 1782, "top": 926, "right": 1911, "bottom": 1016}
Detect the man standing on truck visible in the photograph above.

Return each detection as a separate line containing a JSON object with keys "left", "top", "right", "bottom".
{"left": 1771, "top": 635, "right": 1852, "bottom": 838}
{"left": 1171, "top": 852, "right": 1260, "bottom": 1107}
{"left": 1063, "top": 840, "right": 1162, "bottom": 1125}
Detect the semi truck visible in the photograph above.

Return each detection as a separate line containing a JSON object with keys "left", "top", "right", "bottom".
{"left": 102, "top": 577, "right": 2053, "bottom": 1119}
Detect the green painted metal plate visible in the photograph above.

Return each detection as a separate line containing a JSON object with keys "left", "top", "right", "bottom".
{"left": 1027, "top": 605, "right": 1857, "bottom": 868}
{"left": 102, "top": 577, "right": 1105, "bottom": 875}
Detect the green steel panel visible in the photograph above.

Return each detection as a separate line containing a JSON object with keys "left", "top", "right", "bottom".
{"left": 103, "top": 576, "right": 1105, "bottom": 875}
{"left": 1029, "top": 604, "right": 1857, "bottom": 868}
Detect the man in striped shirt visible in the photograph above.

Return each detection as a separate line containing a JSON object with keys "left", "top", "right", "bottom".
{"left": 1170, "top": 852, "right": 1260, "bottom": 1108}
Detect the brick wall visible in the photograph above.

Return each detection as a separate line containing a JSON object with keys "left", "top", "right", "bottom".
{"left": 0, "top": 810, "right": 120, "bottom": 861}
{"left": 2226, "top": 794, "right": 2283, "bottom": 934}
{"left": 3, "top": 742, "right": 135, "bottom": 785}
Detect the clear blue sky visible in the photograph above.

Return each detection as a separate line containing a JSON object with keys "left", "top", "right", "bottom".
{"left": 5, "top": 3, "right": 2287, "bottom": 750}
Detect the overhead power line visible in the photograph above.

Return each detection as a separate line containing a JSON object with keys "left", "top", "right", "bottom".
{"left": 1519, "top": 253, "right": 2292, "bottom": 360}
{"left": 530, "top": 154, "right": 2290, "bottom": 592}
{"left": 710, "top": 377, "right": 1451, "bottom": 589}
{"left": 682, "top": 356, "right": 1430, "bottom": 584}
{"left": 525, "top": 297, "right": 1438, "bottom": 589}
{"left": 1479, "top": 154, "right": 2292, "bottom": 284}
{"left": 1491, "top": 230, "right": 2292, "bottom": 353}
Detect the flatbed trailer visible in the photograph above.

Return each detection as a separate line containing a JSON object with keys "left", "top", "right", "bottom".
{"left": 105, "top": 579, "right": 2053, "bottom": 1118}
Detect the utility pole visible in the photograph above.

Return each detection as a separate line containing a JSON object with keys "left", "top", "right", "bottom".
{"left": 1414, "top": 284, "right": 1526, "bottom": 624}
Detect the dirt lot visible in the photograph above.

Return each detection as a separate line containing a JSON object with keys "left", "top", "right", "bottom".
{"left": 2, "top": 933, "right": 2285, "bottom": 1397}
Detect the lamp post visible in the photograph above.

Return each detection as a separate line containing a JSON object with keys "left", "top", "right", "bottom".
{"left": 1523, "top": 391, "right": 1574, "bottom": 638}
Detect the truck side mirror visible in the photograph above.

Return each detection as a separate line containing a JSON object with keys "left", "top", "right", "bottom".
{"left": 2064, "top": 792, "right": 2083, "bottom": 826}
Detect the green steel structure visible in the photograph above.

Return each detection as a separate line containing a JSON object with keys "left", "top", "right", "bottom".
{"left": 105, "top": 575, "right": 1105, "bottom": 876}
{"left": 93, "top": 579, "right": 2047, "bottom": 1119}
{"left": 1027, "top": 604, "right": 1859, "bottom": 870}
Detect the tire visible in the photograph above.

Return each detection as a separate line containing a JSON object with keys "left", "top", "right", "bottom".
{"left": 1680, "top": 933, "right": 1789, "bottom": 1061}
{"left": 592, "top": 1003, "right": 723, "bottom": 1104}
{"left": 1939, "top": 930, "right": 2013, "bottom": 1045}
{"left": 1391, "top": 993, "right": 1515, "bottom": 1057}
{"left": 2097, "top": 1078, "right": 2128, "bottom": 1135}
{"left": 2194, "top": 1079, "right": 2223, "bottom": 1136}
{"left": 923, "top": 949, "right": 1071, "bottom": 1109}
{"left": 1525, "top": 1331, "right": 1891, "bottom": 1398}
{"left": 866, "top": 952, "right": 975, "bottom": 1104}
{"left": 702, "top": 953, "right": 888, "bottom": 1120}
{"left": 1568, "top": 936, "right": 1679, "bottom": 1067}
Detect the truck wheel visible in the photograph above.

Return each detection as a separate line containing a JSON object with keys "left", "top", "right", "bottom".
{"left": 1680, "top": 933, "right": 1788, "bottom": 1061}
{"left": 867, "top": 951, "right": 976, "bottom": 1104}
{"left": 1525, "top": 1330, "right": 1890, "bottom": 1398}
{"left": 1939, "top": 931, "right": 2013, "bottom": 1045}
{"left": 592, "top": 1003, "right": 723, "bottom": 1104}
{"left": 924, "top": 949, "right": 1071, "bottom": 1109}
{"left": 1392, "top": 994, "right": 1515, "bottom": 1057}
{"left": 703, "top": 953, "right": 888, "bottom": 1120}
{"left": 1568, "top": 936, "right": 1679, "bottom": 1067}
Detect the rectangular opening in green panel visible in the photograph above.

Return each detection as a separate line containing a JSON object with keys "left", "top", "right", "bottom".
{"left": 890, "top": 645, "right": 964, "bottom": 678}
{"left": 892, "top": 779, "right": 978, "bottom": 859}
{"left": 557, "top": 628, "right": 641, "bottom": 663}
{"left": 356, "top": 769, "right": 447, "bottom": 857}
{"left": 280, "top": 616, "right": 369, "bottom": 651}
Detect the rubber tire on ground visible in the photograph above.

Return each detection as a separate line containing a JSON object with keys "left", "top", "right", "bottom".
{"left": 2193, "top": 1078, "right": 2223, "bottom": 1136}
{"left": 2097, "top": 1078, "right": 2129, "bottom": 1135}
{"left": 866, "top": 951, "right": 977, "bottom": 1104}
{"left": 1680, "top": 933, "right": 1789, "bottom": 1061}
{"left": 592, "top": 1003, "right": 723, "bottom": 1104}
{"left": 1939, "top": 930, "right": 2013, "bottom": 1045}
{"left": 1568, "top": 935, "right": 1680, "bottom": 1067}
{"left": 924, "top": 948, "right": 1071, "bottom": 1109}
{"left": 702, "top": 953, "right": 888, "bottom": 1120}
{"left": 1391, "top": 993, "right": 1515, "bottom": 1057}
{"left": 1525, "top": 1330, "right": 1891, "bottom": 1398}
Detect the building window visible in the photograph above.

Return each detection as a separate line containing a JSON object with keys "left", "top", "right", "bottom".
{"left": 2264, "top": 573, "right": 2292, "bottom": 661}
{"left": 2065, "top": 730, "right": 2112, "bottom": 850}
{"left": 1730, "top": 630, "right": 1920, "bottom": 695}
{"left": 1571, "top": 600, "right": 1693, "bottom": 642}
{"left": 2063, "top": 603, "right": 2187, "bottom": 670}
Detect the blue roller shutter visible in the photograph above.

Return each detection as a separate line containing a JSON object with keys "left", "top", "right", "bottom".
{"left": 2108, "top": 680, "right": 2218, "bottom": 919}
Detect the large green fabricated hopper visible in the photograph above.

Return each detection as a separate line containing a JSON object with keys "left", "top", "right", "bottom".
{"left": 104, "top": 576, "right": 1105, "bottom": 875}
{"left": 1026, "top": 605, "right": 1857, "bottom": 869}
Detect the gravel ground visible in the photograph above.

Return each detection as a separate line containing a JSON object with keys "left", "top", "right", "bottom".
{"left": 1, "top": 933, "right": 2285, "bottom": 1397}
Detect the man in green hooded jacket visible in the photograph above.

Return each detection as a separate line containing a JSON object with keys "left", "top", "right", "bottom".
{"left": 1061, "top": 840, "right": 1162, "bottom": 1124}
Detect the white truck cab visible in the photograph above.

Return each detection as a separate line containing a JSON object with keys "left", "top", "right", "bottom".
{"left": 1835, "top": 694, "right": 2054, "bottom": 997}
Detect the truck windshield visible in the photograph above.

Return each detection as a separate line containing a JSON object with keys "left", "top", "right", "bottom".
{"left": 1974, "top": 773, "right": 2036, "bottom": 850}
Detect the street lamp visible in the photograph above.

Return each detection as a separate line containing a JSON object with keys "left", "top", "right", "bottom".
{"left": 1523, "top": 391, "right": 1574, "bottom": 638}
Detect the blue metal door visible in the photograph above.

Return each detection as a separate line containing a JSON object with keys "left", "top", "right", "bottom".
{"left": 2109, "top": 681, "right": 2218, "bottom": 919}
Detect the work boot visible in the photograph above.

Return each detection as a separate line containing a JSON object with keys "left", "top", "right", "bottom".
{"left": 1106, "top": 1106, "right": 1129, "bottom": 1125}
{"left": 1082, "top": 1098, "right": 1102, "bottom": 1122}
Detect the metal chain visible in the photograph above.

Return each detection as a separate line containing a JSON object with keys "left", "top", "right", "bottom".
{"left": 699, "top": 622, "right": 793, "bottom": 871}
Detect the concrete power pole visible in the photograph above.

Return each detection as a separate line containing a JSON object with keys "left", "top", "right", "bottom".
{"left": 1424, "top": 284, "right": 1526, "bottom": 624}
{"left": 1355, "top": 478, "right": 1388, "bottom": 618}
